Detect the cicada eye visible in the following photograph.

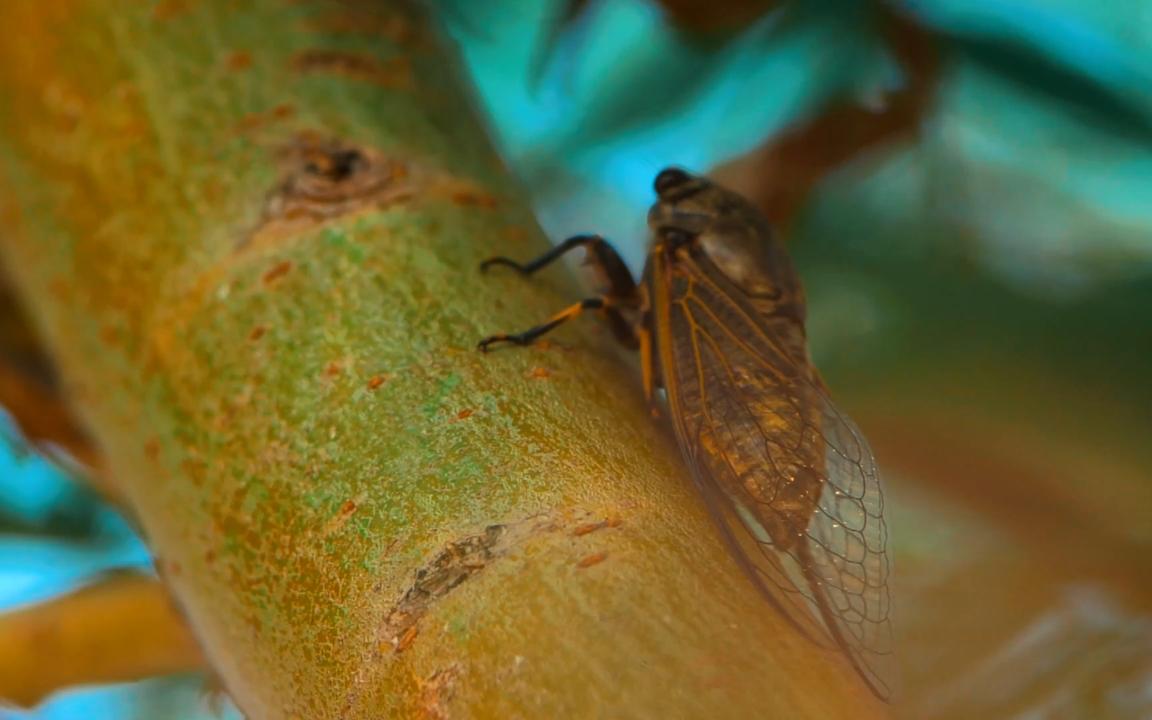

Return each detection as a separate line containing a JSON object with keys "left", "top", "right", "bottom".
{"left": 654, "top": 167, "right": 693, "bottom": 197}
{"left": 661, "top": 227, "right": 694, "bottom": 248}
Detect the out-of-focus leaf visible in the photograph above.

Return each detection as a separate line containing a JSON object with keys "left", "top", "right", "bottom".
{"left": 558, "top": 2, "right": 883, "bottom": 149}
{"left": 916, "top": 2, "right": 1152, "bottom": 143}
{"left": 0, "top": 421, "right": 134, "bottom": 543}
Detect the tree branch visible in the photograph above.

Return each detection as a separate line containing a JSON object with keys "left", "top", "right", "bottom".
{"left": 0, "top": 1, "right": 887, "bottom": 716}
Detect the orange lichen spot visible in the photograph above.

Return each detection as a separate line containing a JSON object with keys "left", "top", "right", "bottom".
{"left": 99, "top": 324, "right": 118, "bottom": 346}
{"left": 572, "top": 518, "right": 621, "bottom": 537}
{"left": 502, "top": 225, "right": 528, "bottom": 242}
{"left": 204, "top": 550, "right": 217, "bottom": 565}
{"left": 226, "top": 50, "right": 253, "bottom": 71}
{"left": 527, "top": 366, "right": 552, "bottom": 380}
{"left": 236, "top": 104, "right": 296, "bottom": 134}
{"left": 573, "top": 517, "right": 622, "bottom": 537}
{"left": 236, "top": 113, "right": 264, "bottom": 133}
{"left": 323, "top": 498, "right": 360, "bottom": 536}
{"left": 367, "top": 374, "right": 388, "bottom": 390}
{"left": 450, "top": 190, "right": 498, "bottom": 208}
{"left": 248, "top": 325, "right": 267, "bottom": 341}
{"left": 301, "top": 10, "right": 416, "bottom": 45}
{"left": 143, "top": 438, "right": 160, "bottom": 461}
{"left": 181, "top": 459, "right": 203, "bottom": 487}
{"left": 291, "top": 50, "right": 411, "bottom": 88}
{"left": 454, "top": 408, "right": 474, "bottom": 421}
{"left": 262, "top": 260, "right": 293, "bottom": 285}
{"left": 152, "top": 0, "right": 189, "bottom": 21}
{"left": 47, "top": 278, "right": 71, "bottom": 302}
{"left": 324, "top": 360, "right": 343, "bottom": 377}
{"left": 577, "top": 552, "right": 608, "bottom": 569}
{"left": 395, "top": 625, "right": 420, "bottom": 653}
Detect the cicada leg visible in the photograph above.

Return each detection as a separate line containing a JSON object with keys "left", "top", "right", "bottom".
{"left": 635, "top": 283, "right": 663, "bottom": 417}
{"left": 479, "top": 297, "right": 618, "bottom": 351}
{"left": 480, "top": 234, "right": 630, "bottom": 287}
{"left": 479, "top": 234, "right": 641, "bottom": 351}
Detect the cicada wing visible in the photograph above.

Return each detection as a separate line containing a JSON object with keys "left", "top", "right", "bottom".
{"left": 804, "top": 392, "right": 896, "bottom": 699}
{"left": 656, "top": 259, "right": 895, "bottom": 700}
{"left": 690, "top": 453, "right": 840, "bottom": 647}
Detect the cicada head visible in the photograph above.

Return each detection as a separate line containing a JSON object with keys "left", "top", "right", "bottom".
{"left": 647, "top": 167, "right": 801, "bottom": 306}
{"left": 648, "top": 167, "right": 724, "bottom": 236}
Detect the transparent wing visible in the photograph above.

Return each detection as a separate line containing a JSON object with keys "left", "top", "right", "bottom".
{"left": 657, "top": 262, "right": 895, "bottom": 700}
{"left": 806, "top": 395, "right": 895, "bottom": 698}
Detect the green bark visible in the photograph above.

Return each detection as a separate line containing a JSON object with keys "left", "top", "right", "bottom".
{"left": 0, "top": 1, "right": 884, "bottom": 717}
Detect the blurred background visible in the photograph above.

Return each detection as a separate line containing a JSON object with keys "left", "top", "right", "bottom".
{"left": 2, "top": 0, "right": 1150, "bottom": 717}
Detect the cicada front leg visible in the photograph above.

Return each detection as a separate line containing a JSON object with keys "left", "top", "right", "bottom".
{"left": 478, "top": 234, "right": 641, "bottom": 352}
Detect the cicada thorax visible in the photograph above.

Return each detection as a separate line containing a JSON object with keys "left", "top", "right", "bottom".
{"left": 657, "top": 183, "right": 812, "bottom": 368}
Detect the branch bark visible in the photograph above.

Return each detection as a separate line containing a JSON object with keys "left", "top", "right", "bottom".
{"left": 0, "top": 1, "right": 887, "bottom": 717}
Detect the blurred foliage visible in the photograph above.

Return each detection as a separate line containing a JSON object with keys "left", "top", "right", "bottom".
{"left": 0, "top": 420, "right": 144, "bottom": 596}
{"left": 3, "top": 0, "right": 1151, "bottom": 716}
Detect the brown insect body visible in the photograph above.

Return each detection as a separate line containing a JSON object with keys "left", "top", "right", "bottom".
{"left": 643, "top": 170, "right": 893, "bottom": 699}
{"left": 479, "top": 168, "right": 894, "bottom": 700}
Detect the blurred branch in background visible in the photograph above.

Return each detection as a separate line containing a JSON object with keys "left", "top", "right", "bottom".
{"left": 0, "top": 574, "right": 202, "bottom": 708}
{"left": 713, "top": 1, "right": 940, "bottom": 228}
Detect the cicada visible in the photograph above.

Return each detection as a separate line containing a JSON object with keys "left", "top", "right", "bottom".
{"left": 478, "top": 168, "right": 894, "bottom": 700}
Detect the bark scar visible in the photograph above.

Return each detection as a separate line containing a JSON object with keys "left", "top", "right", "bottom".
{"left": 380, "top": 525, "right": 506, "bottom": 654}
{"left": 339, "top": 511, "right": 617, "bottom": 718}
{"left": 339, "top": 525, "right": 511, "bottom": 719}
{"left": 339, "top": 517, "right": 559, "bottom": 718}
{"left": 242, "top": 135, "right": 413, "bottom": 250}
{"left": 292, "top": 50, "right": 411, "bottom": 88}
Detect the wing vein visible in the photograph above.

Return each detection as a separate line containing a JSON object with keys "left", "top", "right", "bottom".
{"left": 656, "top": 255, "right": 895, "bottom": 700}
